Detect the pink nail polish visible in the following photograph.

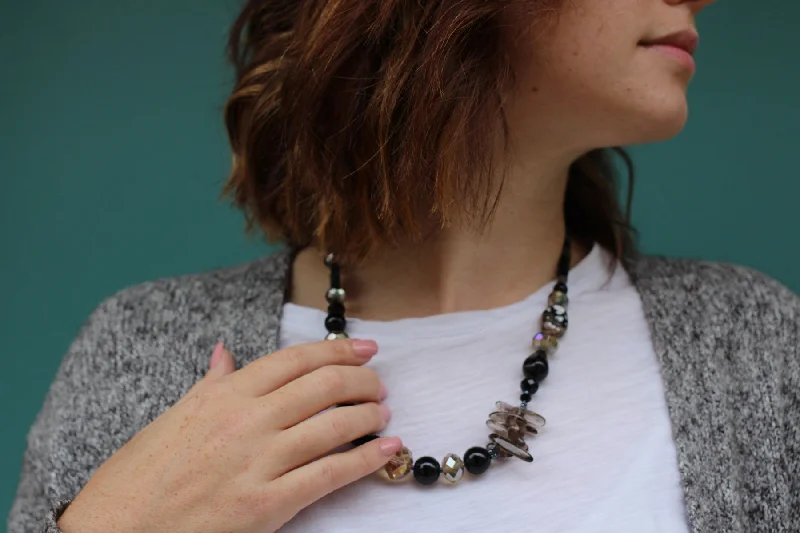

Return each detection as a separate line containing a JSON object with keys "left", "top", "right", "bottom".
{"left": 379, "top": 437, "right": 403, "bottom": 456}
{"left": 210, "top": 342, "right": 224, "bottom": 369}
{"left": 352, "top": 339, "right": 379, "bottom": 359}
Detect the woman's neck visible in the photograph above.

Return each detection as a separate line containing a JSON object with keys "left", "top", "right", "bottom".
{"left": 289, "top": 151, "right": 590, "bottom": 321}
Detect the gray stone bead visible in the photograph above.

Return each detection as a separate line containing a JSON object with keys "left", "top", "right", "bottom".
{"left": 326, "top": 287, "right": 346, "bottom": 303}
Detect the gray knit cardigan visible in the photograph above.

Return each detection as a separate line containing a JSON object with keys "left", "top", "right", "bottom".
{"left": 7, "top": 248, "right": 800, "bottom": 533}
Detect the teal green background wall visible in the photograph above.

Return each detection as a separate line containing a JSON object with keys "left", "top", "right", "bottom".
{"left": 2, "top": 1, "right": 799, "bottom": 524}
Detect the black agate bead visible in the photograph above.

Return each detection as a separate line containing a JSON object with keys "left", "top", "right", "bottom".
{"left": 464, "top": 447, "right": 492, "bottom": 475}
{"left": 520, "top": 378, "right": 539, "bottom": 395}
{"left": 523, "top": 350, "right": 549, "bottom": 382}
{"left": 413, "top": 456, "right": 441, "bottom": 485}
{"left": 325, "top": 315, "right": 347, "bottom": 333}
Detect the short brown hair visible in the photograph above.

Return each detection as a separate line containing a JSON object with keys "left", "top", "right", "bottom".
{"left": 223, "top": 0, "right": 636, "bottom": 264}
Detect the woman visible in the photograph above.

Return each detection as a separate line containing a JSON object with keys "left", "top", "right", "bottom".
{"left": 8, "top": 0, "right": 799, "bottom": 532}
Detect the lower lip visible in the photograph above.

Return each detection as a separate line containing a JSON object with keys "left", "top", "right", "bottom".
{"left": 642, "top": 44, "right": 696, "bottom": 73}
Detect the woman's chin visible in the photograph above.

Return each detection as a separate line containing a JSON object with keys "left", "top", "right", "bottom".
{"left": 626, "top": 101, "right": 690, "bottom": 145}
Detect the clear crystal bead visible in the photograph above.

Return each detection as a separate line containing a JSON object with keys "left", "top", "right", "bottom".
{"left": 383, "top": 447, "right": 413, "bottom": 481}
{"left": 495, "top": 402, "right": 546, "bottom": 427}
{"left": 441, "top": 454, "right": 465, "bottom": 483}
{"left": 490, "top": 434, "right": 534, "bottom": 463}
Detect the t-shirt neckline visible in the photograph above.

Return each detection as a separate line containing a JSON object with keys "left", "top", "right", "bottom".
{"left": 282, "top": 244, "right": 614, "bottom": 342}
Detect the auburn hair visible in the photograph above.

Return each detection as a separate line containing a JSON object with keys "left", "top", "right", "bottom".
{"left": 223, "top": 0, "right": 636, "bottom": 265}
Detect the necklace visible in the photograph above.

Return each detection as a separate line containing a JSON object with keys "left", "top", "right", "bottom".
{"left": 322, "top": 235, "right": 572, "bottom": 485}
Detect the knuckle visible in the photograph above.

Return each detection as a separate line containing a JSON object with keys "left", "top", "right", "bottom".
{"left": 280, "top": 347, "right": 308, "bottom": 376}
{"left": 236, "top": 488, "right": 277, "bottom": 517}
{"left": 328, "top": 411, "right": 354, "bottom": 441}
{"left": 317, "top": 366, "right": 347, "bottom": 395}
{"left": 330, "top": 340, "right": 353, "bottom": 361}
{"left": 319, "top": 461, "right": 341, "bottom": 487}
{"left": 356, "top": 447, "right": 377, "bottom": 474}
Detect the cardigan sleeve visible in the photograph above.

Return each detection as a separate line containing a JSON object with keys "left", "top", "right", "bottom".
{"left": 778, "top": 281, "right": 800, "bottom": 518}
{"left": 7, "top": 295, "right": 129, "bottom": 533}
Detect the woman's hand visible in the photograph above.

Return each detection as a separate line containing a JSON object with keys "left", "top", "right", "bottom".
{"left": 58, "top": 339, "right": 399, "bottom": 533}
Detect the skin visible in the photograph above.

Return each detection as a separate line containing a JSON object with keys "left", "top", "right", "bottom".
{"left": 61, "top": 1, "right": 716, "bottom": 532}
{"left": 293, "top": 0, "right": 716, "bottom": 320}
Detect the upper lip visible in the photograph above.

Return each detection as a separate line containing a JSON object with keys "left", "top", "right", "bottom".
{"left": 640, "top": 29, "right": 699, "bottom": 56}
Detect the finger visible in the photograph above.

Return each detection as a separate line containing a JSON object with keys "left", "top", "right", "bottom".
{"left": 228, "top": 339, "right": 378, "bottom": 397}
{"left": 264, "top": 365, "right": 386, "bottom": 429}
{"left": 215, "top": 345, "right": 236, "bottom": 375}
{"left": 272, "top": 437, "right": 403, "bottom": 507}
{"left": 206, "top": 343, "right": 235, "bottom": 378}
{"left": 271, "top": 403, "right": 391, "bottom": 476}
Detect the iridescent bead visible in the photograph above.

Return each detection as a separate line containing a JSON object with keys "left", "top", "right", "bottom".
{"left": 325, "top": 332, "right": 349, "bottom": 340}
{"left": 384, "top": 447, "right": 413, "bottom": 481}
{"left": 413, "top": 456, "right": 441, "bottom": 485}
{"left": 548, "top": 290, "right": 569, "bottom": 307}
{"left": 441, "top": 454, "right": 465, "bottom": 483}
{"left": 532, "top": 332, "right": 559, "bottom": 353}
{"left": 542, "top": 305, "right": 568, "bottom": 337}
{"left": 326, "top": 287, "right": 346, "bottom": 304}
{"left": 464, "top": 447, "right": 491, "bottom": 475}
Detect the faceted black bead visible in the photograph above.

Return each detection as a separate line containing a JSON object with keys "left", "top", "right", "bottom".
{"left": 554, "top": 281, "right": 568, "bottom": 294}
{"left": 325, "top": 315, "right": 346, "bottom": 333}
{"left": 328, "top": 302, "right": 345, "bottom": 316}
{"left": 523, "top": 350, "right": 549, "bottom": 382}
{"left": 352, "top": 434, "right": 379, "bottom": 447}
{"left": 413, "top": 456, "right": 441, "bottom": 485}
{"left": 520, "top": 378, "right": 539, "bottom": 395}
{"left": 464, "top": 447, "right": 492, "bottom": 475}
{"left": 520, "top": 393, "right": 532, "bottom": 403}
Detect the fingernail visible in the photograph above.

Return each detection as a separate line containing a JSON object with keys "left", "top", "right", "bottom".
{"left": 379, "top": 382, "right": 388, "bottom": 401}
{"left": 352, "top": 339, "right": 379, "bottom": 359}
{"left": 379, "top": 437, "right": 403, "bottom": 456}
{"left": 378, "top": 404, "right": 392, "bottom": 422}
{"left": 210, "top": 342, "right": 224, "bottom": 369}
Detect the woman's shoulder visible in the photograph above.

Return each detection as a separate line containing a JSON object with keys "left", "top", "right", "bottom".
{"left": 97, "top": 248, "right": 293, "bottom": 323}
{"left": 629, "top": 254, "right": 798, "bottom": 366}
{"left": 630, "top": 253, "right": 799, "bottom": 317}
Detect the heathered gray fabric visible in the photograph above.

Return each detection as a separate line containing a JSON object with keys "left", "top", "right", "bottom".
{"left": 7, "top": 248, "right": 800, "bottom": 533}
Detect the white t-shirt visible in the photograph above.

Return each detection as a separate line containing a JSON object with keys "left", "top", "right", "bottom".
{"left": 278, "top": 245, "right": 690, "bottom": 533}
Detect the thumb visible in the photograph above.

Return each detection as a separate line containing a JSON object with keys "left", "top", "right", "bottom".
{"left": 207, "top": 342, "right": 236, "bottom": 377}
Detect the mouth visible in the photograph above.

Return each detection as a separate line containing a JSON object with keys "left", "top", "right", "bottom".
{"left": 639, "top": 29, "right": 699, "bottom": 56}
{"left": 639, "top": 29, "right": 699, "bottom": 72}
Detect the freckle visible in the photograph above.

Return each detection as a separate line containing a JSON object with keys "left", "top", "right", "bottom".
{"left": 531, "top": 86, "right": 539, "bottom": 93}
